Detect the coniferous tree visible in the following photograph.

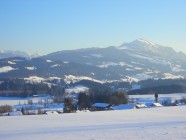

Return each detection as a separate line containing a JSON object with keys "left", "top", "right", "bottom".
{"left": 78, "top": 92, "right": 90, "bottom": 110}
{"left": 0, "top": 105, "right": 12, "bottom": 114}
{"left": 64, "top": 98, "right": 75, "bottom": 113}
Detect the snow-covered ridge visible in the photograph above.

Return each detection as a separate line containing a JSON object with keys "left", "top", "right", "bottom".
{"left": 119, "top": 38, "right": 159, "bottom": 52}
{"left": 24, "top": 76, "right": 62, "bottom": 84}
{"left": 162, "top": 73, "right": 184, "bottom": 79}
{"left": 64, "top": 75, "right": 104, "bottom": 84}
{"left": 8, "top": 61, "right": 16, "bottom": 65}
{"left": 0, "top": 50, "right": 31, "bottom": 59}
{"left": 136, "top": 38, "right": 156, "bottom": 46}
{"left": 24, "top": 76, "right": 45, "bottom": 83}
{"left": 65, "top": 85, "right": 89, "bottom": 94}
{"left": 121, "top": 76, "right": 139, "bottom": 83}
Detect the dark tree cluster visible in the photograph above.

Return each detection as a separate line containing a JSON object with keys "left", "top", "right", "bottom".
{"left": 180, "top": 97, "right": 186, "bottom": 104}
{"left": 0, "top": 79, "right": 65, "bottom": 97}
{"left": 139, "top": 79, "right": 186, "bottom": 89}
{"left": 77, "top": 87, "right": 128, "bottom": 110}
{"left": 129, "top": 84, "right": 185, "bottom": 95}
{"left": 77, "top": 92, "right": 91, "bottom": 110}
{"left": 89, "top": 88, "right": 128, "bottom": 105}
{"left": 0, "top": 105, "right": 12, "bottom": 114}
{"left": 63, "top": 98, "right": 77, "bottom": 113}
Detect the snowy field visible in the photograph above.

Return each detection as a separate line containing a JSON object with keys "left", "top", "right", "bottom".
{"left": 0, "top": 96, "right": 51, "bottom": 106}
{"left": 0, "top": 93, "right": 185, "bottom": 106}
{"left": 0, "top": 97, "right": 28, "bottom": 106}
{"left": 0, "top": 106, "right": 186, "bottom": 140}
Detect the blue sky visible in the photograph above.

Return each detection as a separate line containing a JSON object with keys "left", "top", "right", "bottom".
{"left": 0, "top": 0, "right": 186, "bottom": 54}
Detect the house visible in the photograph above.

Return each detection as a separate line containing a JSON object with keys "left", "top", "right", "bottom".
{"left": 152, "top": 102, "right": 162, "bottom": 107}
{"left": 112, "top": 104, "right": 135, "bottom": 110}
{"left": 91, "top": 103, "right": 110, "bottom": 111}
{"left": 135, "top": 103, "right": 147, "bottom": 109}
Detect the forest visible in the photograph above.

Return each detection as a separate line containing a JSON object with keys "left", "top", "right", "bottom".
{"left": 0, "top": 78, "right": 186, "bottom": 98}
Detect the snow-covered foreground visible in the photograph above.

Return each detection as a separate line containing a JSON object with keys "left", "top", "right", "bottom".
{"left": 0, "top": 106, "right": 186, "bottom": 140}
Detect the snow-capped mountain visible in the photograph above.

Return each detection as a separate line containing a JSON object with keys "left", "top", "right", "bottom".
{"left": 120, "top": 38, "right": 186, "bottom": 61}
{"left": 42, "top": 39, "right": 186, "bottom": 81}
{"left": 0, "top": 39, "right": 186, "bottom": 82}
{"left": 0, "top": 50, "right": 39, "bottom": 59}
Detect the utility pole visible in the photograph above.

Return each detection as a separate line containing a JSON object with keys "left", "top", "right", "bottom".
{"left": 154, "top": 93, "right": 158, "bottom": 103}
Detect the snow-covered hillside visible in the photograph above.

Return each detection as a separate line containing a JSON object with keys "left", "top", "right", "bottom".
{"left": 0, "top": 106, "right": 186, "bottom": 140}
{"left": 42, "top": 39, "right": 186, "bottom": 81}
{"left": 1, "top": 39, "right": 186, "bottom": 81}
{"left": 0, "top": 66, "right": 16, "bottom": 73}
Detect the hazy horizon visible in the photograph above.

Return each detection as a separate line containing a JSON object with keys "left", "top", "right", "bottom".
{"left": 1, "top": 0, "right": 186, "bottom": 55}
{"left": 0, "top": 38, "right": 185, "bottom": 56}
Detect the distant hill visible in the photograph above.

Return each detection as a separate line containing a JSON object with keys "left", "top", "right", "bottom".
{"left": 0, "top": 50, "right": 39, "bottom": 59}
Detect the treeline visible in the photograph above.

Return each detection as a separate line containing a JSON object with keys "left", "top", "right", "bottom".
{"left": 129, "top": 79, "right": 186, "bottom": 95}
{"left": 74, "top": 80, "right": 131, "bottom": 89}
{"left": 1, "top": 78, "right": 186, "bottom": 98}
{"left": 0, "top": 79, "right": 65, "bottom": 97}
{"left": 139, "top": 79, "right": 186, "bottom": 88}
{"left": 129, "top": 84, "right": 186, "bottom": 95}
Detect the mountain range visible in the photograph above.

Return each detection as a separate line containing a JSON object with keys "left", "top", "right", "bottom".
{"left": 0, "top": 39, "right": 186, "bottom": 83}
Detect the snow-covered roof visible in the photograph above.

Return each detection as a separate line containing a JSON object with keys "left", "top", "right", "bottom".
{"left": 92, "top": 103, "right": 110, "bottom": 108}
{"left": 136, "top": 103, "right": 147, "bottom": 108}
{"left": 153, "top": 102, "right": 162, "bottom": 107}
{"left": 112, "top": 104, "right": 135, "bottom": 110}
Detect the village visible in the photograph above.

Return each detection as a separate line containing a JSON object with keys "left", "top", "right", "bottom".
{"left": 1, "top": 91, "right": 186, "bottom": 116}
